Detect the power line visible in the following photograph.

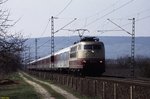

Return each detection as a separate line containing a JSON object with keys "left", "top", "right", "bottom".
{"left": 32, "top": 0, "right": 73, "bottom": 51}
{"left": 99, "top": 15, "right": 150, "bottom": 35}
{"left": 54, "top": 18, "right": 77, "bottom": 33}
{"left": 40, "top": 19, "right": 51, "bottom": 37}
{"left": 111, "top": 8, "right": 150, "bottom": 20}
{"left": 85, "top": 0, "right": 135, "bottom": 27}
{"left": 107, "top": 19, "right": 131, "bottom": 35}
{"left": 36, "top": 18, "right": 77, "bottom": 49}
{"left": 93, "top": 8, "right": 150, "bottom": 28}
{"left": 37, "top": 39, "right": 51, "bottom": 49}
{"left": 136, "top": 15, "right": 150, "bottom": 22}
{"left": 40, "top": 0, "right": 73, "bottom": 38}
{"left": 86, "top": 0, "right": 122, "bottom": 19}
{"left": 112, "top": 15, "right": 150, "bottom": 30}
{"left": 56, "top": 0, "right": 73, "bottom": 17}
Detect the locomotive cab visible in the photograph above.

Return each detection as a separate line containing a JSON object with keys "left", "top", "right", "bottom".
{"left": 69, "top": 37, "right": 105, "bottom": 76}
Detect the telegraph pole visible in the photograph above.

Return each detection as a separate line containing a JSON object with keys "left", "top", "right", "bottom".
{"left": 99, "top": 18, "right": 136, "bottom": 78}
{"left": 28, "top": 47, "right": 31, "bottom": 64}
{"left": 130, "top": 18, "right": 135, "bottom": 77}
{"left": 35, "top": 38, "right": 38, "bottom": 67}
{"left": 50, "top": 16, "right": 76, "bottom": 68}
{"left": 51, "top": 16, "right": 54, "bottom": 68}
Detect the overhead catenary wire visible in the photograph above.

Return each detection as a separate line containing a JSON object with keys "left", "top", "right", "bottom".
{"left": 100, "top": 7, "right": 150, "bottom": 31}
{"left": 38, "top": 0, "right": 75, "bottom": 49}
{"left": 56, "top": 0, "right": 73, "bottom": 17}
{"left": 37, "top": 39, "right": 51, "bottom": 49}
{"left": 37, "top": 18, "right": 77, "bottom": 49}
{"left": 37, "top": 0, "right": 73, "bottom": 49}
{"left": 99, "top": 14, "right": 150, "bottom": 34}
{"left": 136, "top": 15, "right": 150, "bottom": 22}
{"left": 107, "top": 19, "right": 131, "bottom": 35}
{"left": 34, "top": 0, "right": 149, "bottom": 51}
{"left": 86, "top": 7, "right": 150, "bottom": 31}
{"left": 40, "top": 19, "right": 51, "bottom": 37}
{"left": 85, "top": 0, "right": 135, "bottom": 27}
{"left": 86, "top": 0, "right": 122, "bottom": 19}
{"left": 127, "top": 8, "right": 150, "bottom": 19}
{"left": 112, "top": 15, "right": 150, "bottom": 31}
{"left": 54, "top": 18, "right": 77, "bottom": 33}
{"left": 110, "top": 8, "right": 150, "bottom": 21}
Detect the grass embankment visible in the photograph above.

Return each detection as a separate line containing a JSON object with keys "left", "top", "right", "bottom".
{"left": 22, "top": 73, "right": 65, "bottom": 99}
{"left": 0, "top": 72, "right": 40, "bottom": 99}
{"left": 48, "top": 81, "right": 94, "bottom": 99}
{"left": 24, "top": 73, "right": 91, "bottom": 99}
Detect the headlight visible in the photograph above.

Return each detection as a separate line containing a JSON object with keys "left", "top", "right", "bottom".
{"left": 82, "top": 60, "right": 86, "bottom": 63}
{"left": 100, "top": 60, "right": 103, "bottom": 63}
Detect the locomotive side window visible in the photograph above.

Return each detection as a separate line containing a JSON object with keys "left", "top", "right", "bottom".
{"left": 70, "top": 53, "right": 76, "bottom": 58}
{"left": 84, "top": 45, "right": 101, "bottom": 50}
{"left": 70, "top": 46, "right": 77, "bottom": 58}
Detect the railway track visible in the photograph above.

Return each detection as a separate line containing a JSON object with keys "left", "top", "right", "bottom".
{"left": 86, "top": 76, "right": 150, "bottom": 86}
{"left": 29, "top": 69, "right": 150, "bottom": 85}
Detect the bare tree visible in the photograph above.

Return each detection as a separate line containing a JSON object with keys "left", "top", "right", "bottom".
{"left": 0, "top": 0, "right": 25, "bottom": 79}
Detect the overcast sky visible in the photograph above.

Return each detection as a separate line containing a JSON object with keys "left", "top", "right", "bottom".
{"left": 4, "top": 0, "right": 150, "bottom": 38}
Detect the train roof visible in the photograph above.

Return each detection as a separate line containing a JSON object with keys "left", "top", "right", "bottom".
{"left": 29, "top": 46, "right": 70, "bottom": 64}
{"left": 29, "top": 36, "right": 103, "bottom": 64}
{"left": 29, "top": 54, "right": 51, "bottom": 64}
{"left": 54, "top": 47, "right": 70, "bottom": 55}
{"left": 73, "top": 36, "right": 101, "bottom": 44}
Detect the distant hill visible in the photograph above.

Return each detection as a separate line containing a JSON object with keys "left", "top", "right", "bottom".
{"left": 25, "top": 36, "right": 150, "bottom": 60}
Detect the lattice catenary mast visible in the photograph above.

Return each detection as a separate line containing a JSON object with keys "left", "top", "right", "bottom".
{"left": 51, "top": 16, "right": 55, "bottom": 68}
{"left": 100, "top": 18, "right": 135, "bottom": 77}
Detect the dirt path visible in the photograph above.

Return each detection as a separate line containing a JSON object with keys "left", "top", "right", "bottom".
{"left": 19, "top": 73, "right": 55, "bottom": 99}
{"left": 22, "top": 72, "right": 79, "bottom": 99}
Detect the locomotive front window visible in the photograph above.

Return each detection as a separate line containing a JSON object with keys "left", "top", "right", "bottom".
{"left": 93, "top": 45, "right": 101, "bottom": 49}
{"left": 84, "top": 45, "right": 101, "bottom": 50}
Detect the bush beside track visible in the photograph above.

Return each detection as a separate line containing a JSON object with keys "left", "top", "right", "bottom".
{"left": 0, "top": 72, "right": 40, "bottom": 99}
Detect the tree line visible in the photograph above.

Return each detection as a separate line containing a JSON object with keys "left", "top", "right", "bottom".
{"left": 0, "top": 0, "right": 25, "bottom": 79}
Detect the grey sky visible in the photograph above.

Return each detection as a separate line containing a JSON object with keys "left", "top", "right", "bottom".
{"left": 4, "top": 0, "right": 150, "bottom": 37}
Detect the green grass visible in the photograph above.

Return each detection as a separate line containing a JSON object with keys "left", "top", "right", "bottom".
{"left": 0, "top": 72, "right": 40, "bottom": 99}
